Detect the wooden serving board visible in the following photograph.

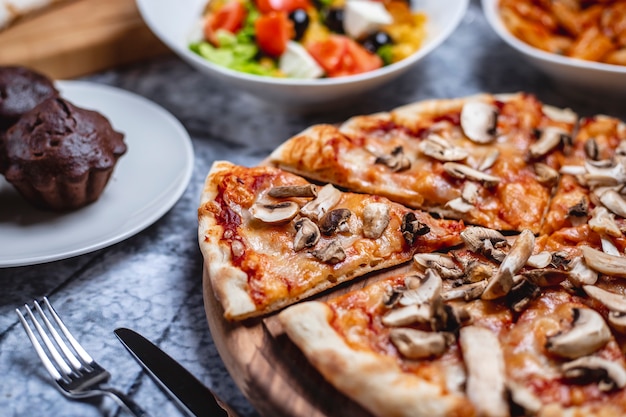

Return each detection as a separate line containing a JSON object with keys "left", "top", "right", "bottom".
{"left": 0, "top": 0, "right": 171, "bottom": 79}
{"left": 203, "top": 262, "right": 414, "bottom": 417}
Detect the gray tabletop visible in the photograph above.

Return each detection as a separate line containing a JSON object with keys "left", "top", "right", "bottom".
{"left": 2, "top": 1, "right": 625, "bottom": 416}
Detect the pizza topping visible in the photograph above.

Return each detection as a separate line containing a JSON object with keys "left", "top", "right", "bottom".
{"left": 585, "top": 138, "right": 600, "bottom": 161}
{"left": 506, "top": 380, "right": 542, "bottom": 415}
{"left": 588, "top": 206, "right": 622, "bottom": 237}
{"left": 461, "top": 182, "right": 480, "bottom": 204}
{"left": 561, "top": 356, "right": 626, "bottom": 391}
{"left": 506, "top": 279, "right": 541, "bottom": 313}
{"left": 459, "top": 325, "right": 508, "bottom": 417}
{"left": 250, "top": 201, "right": 300, "bottom": 223}
{"left": 460, "top": 226, "right": 508, "bottom": 256}
{"left": 293, "top": 217, "right": 320, "bottom": 251}
{"left": 401, "top": 212, "right": 430, "bottom": 245}
{"left": 520, "top": 268, "right": 569, "bottom": 288}
{"left": 413, "top": 253, "right": 463, "bottom": 280}
{"left": 545, "top": 307, "right": 612, "bottom": 359}
{"left": 319, "top": 208, "right": 352, "bottom": 235}
{"left": 526, "top": 251, "right": 552, "bottom": 268}
{"left": 267, "top": 184, "right": 318, "bottom": 198}
{"left": 529, "top": 127, "right": 569, "bottom": 159}
{"left": 442, "top": 280, "right": 487, "bottom": 301}
{"left": 418, "top": 134, "right": 469, "bottom": 162}
{"left": 582, "top": 285, "right": 626, "bottom": 314}
{"left": 398, "top": 271, "right": 442, "bottom": 306}
{"left": 534, "top": 163, "right": 560, "bottom": 186}
{"left": 443, "top": 162, "right": 500, "bottom": 187}
{"left": 585, "top": 157, "right": 626, "bottom": 187}
{"left": 460, "top": 101, "right": 498, "bottom": 144}
{"left": 566, "top": 256, "right": 599, "bottom": 287}
{"left": 596, "top": 189, "right": 626, "bottom": 218}
{"left": 477, "top": 148, "right": 500, "bottom": 171}
{"left": 580, "top": 245, "right": 626, "bottom": 278}
{"left": 567, "top": 198, "right": 589, "bottom": 218}
{"left": 300, "top": 183, "right": 341, "bottom": 220}
{"left": 374, "top": 146, "right": 411, "bottom": 172}
{"left": 463, "top": 260, "right": 495, "bottom": 283}
{"left": 482, "top": 230, "right": 535, "bottom": 300}
{"left": 389, "top": 328, "right": 448, "bottom": 359}
{"left": 445, "top": 197, "right": 474, "bottom": 214}
{"left": 311, "top": 240, "right": 346, "bottom": 264}
{"left": 381, "top": 303, "right": 434, "bottom": 327}
{"left": 608, "top": 311, "right": 626, "bottom": 334}
{"left": 362, "top": 202, "right": 390, "bottom": 239}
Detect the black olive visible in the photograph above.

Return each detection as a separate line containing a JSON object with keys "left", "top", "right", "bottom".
{"left": 289, "top": 9, "right": 310, "bottom": 41}
{"left": 324, "top": 8, "right": 345, "bottom": 34}
{"left": 362, "top": 31, "right": 393, "bottom": 53}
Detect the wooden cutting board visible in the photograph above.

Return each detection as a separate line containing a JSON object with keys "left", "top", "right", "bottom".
{"left": 0, "top": 0, "right": 171, "bottom": 79}
{"left": 202, "top": 262, "right": 412, "bottom": 417}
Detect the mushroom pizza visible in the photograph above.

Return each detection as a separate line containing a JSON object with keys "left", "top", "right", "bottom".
{"left": 198, "top": 93, "right": 626, "bottom": 416}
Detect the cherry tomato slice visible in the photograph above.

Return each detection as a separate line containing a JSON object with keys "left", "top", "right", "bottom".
{"left": 306, "top": 35, "right": 383, "bottom": 77}
{"left": 255, "top": 0, "right": 311, "bottom": 14}
{"left": 255, "top": 11, "right": 295, "bottom": 57}
{"left": 204, "top": 0, "right": 247, "bottom": 46}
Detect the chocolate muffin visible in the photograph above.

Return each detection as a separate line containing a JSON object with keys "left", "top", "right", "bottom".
{"left": 0, "top": 97, "right": 127, "bottom": 211}
{"left": 0, "top": 66, "right": 59, "bottom": 133}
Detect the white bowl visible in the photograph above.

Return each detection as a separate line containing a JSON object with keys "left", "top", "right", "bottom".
{"left": 136, "top": 0, "right": 469, "bottom": 108}
{"left": 482, "top": 0, "right": 626, "bottom": 96}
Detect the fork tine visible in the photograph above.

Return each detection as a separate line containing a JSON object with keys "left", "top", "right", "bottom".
{"left": 16, "top": 307, "right": 66, "bottom": 381}
{"left": 22, "top": 303, "right": 75, "bottom": 378}
{"left": 43, "top": 297, "right": 95, "bottom": 365}
{"left": 34, "top": 299, "right": 83, "bottom": 371}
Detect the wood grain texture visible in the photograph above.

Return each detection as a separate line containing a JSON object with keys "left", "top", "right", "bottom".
{"left": 203, "top": 262, "right": 413, "bottom": 417}
{"left": 0, "top": 0, "right": 170, "bottom": 79}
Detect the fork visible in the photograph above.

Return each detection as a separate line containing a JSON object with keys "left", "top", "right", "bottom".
{"left": 16, "top": 297, "right": 151, "bottom": 417}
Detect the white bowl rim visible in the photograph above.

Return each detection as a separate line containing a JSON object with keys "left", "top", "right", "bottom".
{"left": 137, "top": 0, "right": 470, "bottom": 87}
{"left": 481, "top": 0, "right": 626, "bottom": 75}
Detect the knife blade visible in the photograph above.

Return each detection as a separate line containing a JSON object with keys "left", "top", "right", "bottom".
{"left": 114, "top": 327, "right": 237, "bottom": 417}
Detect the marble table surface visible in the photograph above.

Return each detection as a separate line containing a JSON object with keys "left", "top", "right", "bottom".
{"left": 2, "top": 1, "right": 625, "bottom": 416}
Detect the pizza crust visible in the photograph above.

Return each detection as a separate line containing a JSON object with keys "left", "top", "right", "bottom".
{"left": 278, "top": 301, "right": 474, "bottom": 417}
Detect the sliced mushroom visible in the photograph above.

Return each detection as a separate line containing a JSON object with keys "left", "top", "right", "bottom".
{"left": 461, "top": 182, "right": 480, "bottom": 204}
{"left": 608, "top": 311, "right": 626, "bottom": 334}
{"left": 582, "top": 285, "right": 626, "bottom": 313}
{"left": 566, "top": 256, "right": 599, "bottom": 287}
{"left": 362, "top": 202, "right": 390, "bottom": 239}
{"left": 460, "top": 101, "right": 498, "bottom": 144}
{"left": 418, "top": 134, "right": 469, "bottom": 162}
{"left": 597, "top": 189, "right": 626, "bottom": 218}
{"left": 589, "top": 206, "right": 622, "bottom": 237}
{"left": 477, "top": 148, "right": 500, "bottom": 171}
{"left": 529, "top": 127, "right": 569, "bottom": 159}
{"left": 584, "top": 138, "right": 600, "bottom": 160}
{"left": 401, "top": 212, "right": 430, "bottom": 245}
{"left": 443, "top": 162, "right": 500, "bottom": 187}
{"left": 319, "top": 208, "right": 351, "bottom": 235}
{"left": 461, "top": 226, "right": 507, "bottom": 253}
{"left": 267, "top": 184, "right": 318, "bottom": 198}
{"left": 601, "top": 237, "right": 621, "bottom": 256}
{"left": 399, "top": 270, "right": 443, "bottom": 306}
{"left": 506, "top": 380, "right": 542, "bottom": 415}
{"left": 375, "top": 146, "right": 411, "bottom": 172}
{"left": 293, "top": 218, "right": 320, "bottom": 251}
{"left": 562, "top": 356, "right": 626, "bottom": 391}
{"left": 381, "top": 303, "right": 434, "bottom": 327}
{"left": 584, "top": 157, "right": 626, "bottom": 188}
{"left": 300, "top": 184, "right": 342, "bottom": 221}
{"left": 464, "top": 260, "right": 495, "bottom": 283}
{"left": 580, "top": 245, "right": 626, "bottom": 278}
{"left": 389, "top": 328, "right": 448, "bottom": 359}
{"left": 442, "top": 280, "right": 487, "bottom": 301}
{"left": 311, "top": 241, "right": 346, "bottom": 264}
{"left": 460, "top": 325, "right": 509, "bottom": 417}
{"left": 250, "top": 201, "right": 300, "bottom": 224}
{"left": 413, "top": 253, "right": 463, "bottom": 279}
{"left": 542, "top": 104, "right": 577, "bottom": 124}
{"left": 560, "top": 165, "right": 587, "bottom": 176}
{"left": 520, "top": 268, "right": 569, "bottom": 287}
{"left": 506, "top": 279, "right": 540, "bottom": 313}
{"left": 526, "top": 251, "right": 552, "bottom": 268}
{"left": 445, "top": 197, "right": 474, "bottom": 214}
{"left": 545, "top": 307, "right": 612, "bottom": 359}
{"left": 534, "top": 163, "right": 560, "bottom": 186}
{"left": 482, "top": 230, "right": 535, "bottom": 300}
{"left": 567, "top": 198, "right": 588, "bottom": 218}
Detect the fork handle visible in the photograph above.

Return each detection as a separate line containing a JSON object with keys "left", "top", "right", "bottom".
{"left": 101, "top": 386, "right": 151, "bottom": 417}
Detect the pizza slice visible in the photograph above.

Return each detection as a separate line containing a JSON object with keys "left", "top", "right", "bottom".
{"left": 269, "top": 93, "right": 577, "bottom": 234}
{"left": 198, "top": 161, "right": 464, "bottom": 321}
{"left": 278, "top": 227, "right": 626, "bottom": 417}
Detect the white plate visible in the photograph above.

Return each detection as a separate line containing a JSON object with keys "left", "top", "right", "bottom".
{"left": 0, "top": 81, "right": 194, "bottom": 267}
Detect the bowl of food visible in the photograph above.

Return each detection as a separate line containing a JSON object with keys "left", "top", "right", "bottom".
{"left": 482, "top": 0, "right": 626, "bottom": 95}
{"left": 136, "top": 0, "right": 468, "bottom": 107}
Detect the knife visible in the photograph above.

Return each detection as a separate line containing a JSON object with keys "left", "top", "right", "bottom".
{"left": 114, "top": 327, "right": 238, "bottom": 417}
